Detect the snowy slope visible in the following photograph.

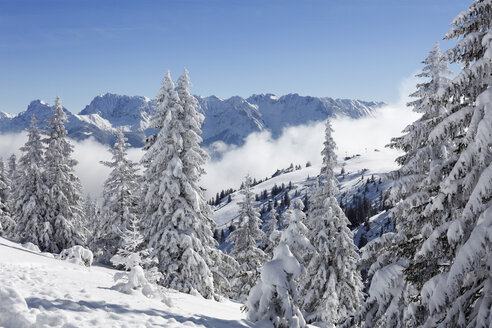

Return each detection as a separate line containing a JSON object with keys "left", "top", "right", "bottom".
{"left": 353, "top": 211, "right": 394, "bottom": 247}
{"left": 213, "top": 165, "right": 320, "bottom": 228}
{"left": 0, "top": 237, "right": 256, "bottom": 328}
{"left": 212, "top": 148, "right": 397, "bottom": 231}
{"left": 0, "top": 93, "right": 383, "bottom": 148}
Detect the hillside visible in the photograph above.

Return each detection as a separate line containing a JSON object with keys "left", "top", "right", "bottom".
{"left": 212, "top": 147, "right": 397, "bottom": 248}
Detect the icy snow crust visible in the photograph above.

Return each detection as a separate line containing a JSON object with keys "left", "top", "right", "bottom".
{"left": 0, "top": 237, "right": 255, "bottom": 328}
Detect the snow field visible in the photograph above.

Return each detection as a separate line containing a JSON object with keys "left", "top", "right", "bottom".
{"left": 0, "top": 237, "right": 253, "bottom": 328}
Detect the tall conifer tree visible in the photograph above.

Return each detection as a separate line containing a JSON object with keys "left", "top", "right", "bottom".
{"left": 227, "top": 175, "right": 267, "bottom": 301}
{"left": 302, "top": 120, "right": 363, "bottom": 326}
{"left": 98, "top": 128, "right": 140, "bottom": 262}
{"left": 12, "top": 117, "right": 50, "bottom": 248}
{"left": 43, "top": 97, "right": 83, "bottom": 252}
{"left": 141, "top": 70, "right": 230, "bottom": 299}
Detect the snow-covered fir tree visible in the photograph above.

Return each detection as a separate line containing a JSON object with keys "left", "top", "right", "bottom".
{"left": 43, "top": 97, "right": 84, "bottom": 253}
{"left": 0, "top": 158, "right": 10, "bottom": 209}
{"left": 302, "top": 120, "right": 363, "bottom": 327}
{"left": 262, "top": 207, "right": 281, "bottom": 257}
{"left": 7, "top": 154, "right": 19, "bottom": 219}
{"left": 0, "top": 158, "right": 11, "bottom": 235}
{"left": 8, "top": 154, "right": 17, "bottom": 181}
{"left": 246, "top": 242, "right": 306, "bottom": 328}
{"left": 388, "top": 42, "right": 452, "bottom": 245}
{"left": 227, "top": 175, "right": 267, "bottom": 301}
{"left": 98, "top": 128, "right": 140, "bottom": 263}
{"left": 83, "top": 194, "right": 98, "bottom": 250}
{"left": 11, "top": 117, "right": 50, "bottom": 248}
{"left": 110, "top": 214, "right": 160, "bottom": 296}
{"left": 0, "top": 165, "right": 10, "bottom": 235}
{"left": 279, "top": 198, "right": 314, "bottom": 269}
{"left": 413, "top": 2, "right": 492, "bottom": 326}
{"left": 353, "top": 43, "right": 454, "bottom": 328}
{"left": 141, "top": 70, "right": 231, "bottom": 299}
{"left": 351, "top": 3, "right": 492, "bottom": 326}
{"left": 346, "top": 43, "right": 454, "bottom": 328}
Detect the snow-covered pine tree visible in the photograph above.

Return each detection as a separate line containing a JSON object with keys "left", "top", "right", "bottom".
{"left": 301, "top": 119, "right": 364, "bottom": 327}
{"left": 262, "top": 207, "right": 281, "bottom": 257}
{"left": 8, "top": 154, "right": 16, "bottom": 181}
{"left": 0, "top": 162, "right": 10, "bottom": 235}
{"left": 11, "top": 117, "right": 51, "bottom": 248}
{"left": 412, "top": 2, "right": 492, "bottom": 326}
{"left": 83, "top": 194, "right": 98, "bottom": 251}
{"left": 110, "top": 214, "right": 160, "bottom": 296}
{"left": 0, "top": 159, "right": 10, "bottom": 209}
{"left": 227, "top": 175, "right": 267, "bottom": 301}
{"left": 98, "top": 128, "right": 140, "bottom": 263}
{"left": 141, "top": 70, "right": 230, "bottom": 299}
{"left": 7, "top": 154, "right": 19, "bottom": 222}
{"left": 280, "top": 198, "right": 314, "bottom": 269}
{"left": 43, "top": 97, "right": 84, "bottom": 253}
{"left": 345, "top": 45, "right": 453, "bottom": 328}
{"left": 246, "top": 242, "right": 306, "bottom": 328}
{"left": 388, "top": 42, "right": 452, "bottom": 242}
{"left": 0, "top": 158, "right": 12, "bottom": 235}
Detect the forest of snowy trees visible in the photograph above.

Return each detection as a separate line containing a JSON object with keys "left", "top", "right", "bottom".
{"left": 0, "top": 1, "right": 491, "bottom": 327}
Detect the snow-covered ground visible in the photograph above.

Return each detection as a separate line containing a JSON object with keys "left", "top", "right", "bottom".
{"left": 0, "top": 237, "right": 255, "bottom": 328}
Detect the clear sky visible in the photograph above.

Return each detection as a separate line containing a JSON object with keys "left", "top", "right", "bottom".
{"left": 0, "top": 0, "right": 467, "bottom": 113}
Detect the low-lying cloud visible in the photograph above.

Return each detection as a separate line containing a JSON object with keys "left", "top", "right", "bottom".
{"left": 202, "top": 73, "right": 420, "bottom": 197}
{"left": 0, "top": 74, "right": 421, "bottom": 200}
{"left": 0, "top": 133, "right": 142, "bottom": 198}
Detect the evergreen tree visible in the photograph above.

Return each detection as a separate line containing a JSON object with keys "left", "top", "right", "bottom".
{"left": 0, "top": 158, "right": 12, "bottom": 235}
{"left": 141, "top": 70, "right": 232, "bottom": 299}
{"left": 110, "top": 214, "right": 161, "bottom": 296}
{"left": 280, "top": 199, "right": 314, "bottom": 269}
{"left": 227, "top": 175, "right": 267, "bottom": 301}
{"left": 351, "top": 6, "right": 492, "bottom": 326}
{"left": 302, "top": 120, "right": 363, "bottom": 326}
{"left": 246, "top": 242, "right": 306, "bottom": 328}
{"left": 43, "top": 97, "right": 84, "bottom": 252}
{"left": 346, "top": 43, "right": 453, "bottom": 328}
{"left": 414, "top": 3, "right": 492, "bottom": 326}
{"left": 7, "top": 154, "right": 19, "bottom": 219}
{"left": 98, "top": 128, "right": 140, "bottom": 263}
{"left": 83, "top": 194, "right": 98, "bottom": 250}
{"left": 8, "top": 154, "right": 16, "bottom": 181}
{"left": 262, "top": 207, "right": 281, "bottom": 257}
{"left": 0, "top": 159, "right": 10, "bottom": 209}
{"left": 12, "top": 117, "right": 50, "bottom": 248}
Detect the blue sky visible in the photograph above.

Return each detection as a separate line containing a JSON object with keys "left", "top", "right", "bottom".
{"left": 0, "top": 0, "right": 467, "bottom": 113}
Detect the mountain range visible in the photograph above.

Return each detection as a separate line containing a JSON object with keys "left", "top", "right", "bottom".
{"left": 0, "top": 93, "right": 384, "bottom": 147}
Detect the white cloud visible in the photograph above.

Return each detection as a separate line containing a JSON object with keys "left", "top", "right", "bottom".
{"left": 71, "top": 137, "right": 143, "bottom": 197}
{"left": 202, "top": 73, "right": 421, "bottom": 198}
{"left": 0, "top": 134, "right": 143, "bottom": 198}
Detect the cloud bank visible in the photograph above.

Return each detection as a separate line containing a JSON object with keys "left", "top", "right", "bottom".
{"left": 0, "top": 134, "right": 142, "bottom": 198}
{"left": 202, "top": 73, "right": 421, "bottom": 197}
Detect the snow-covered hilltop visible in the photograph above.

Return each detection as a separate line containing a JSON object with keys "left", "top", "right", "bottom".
{"left": 0, "top": 93, "right": 383, "bottom": 147}
{"left": 212, "top": 148, "right": 396, "bottom": 249}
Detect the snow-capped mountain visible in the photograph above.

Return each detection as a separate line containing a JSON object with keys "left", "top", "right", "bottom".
{"left": 0, "top": 93, "right": 383, "bottom": 147}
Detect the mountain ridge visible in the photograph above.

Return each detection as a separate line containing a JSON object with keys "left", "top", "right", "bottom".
{"left": 0, "top": 93, "right": 384, "bottom": 147}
